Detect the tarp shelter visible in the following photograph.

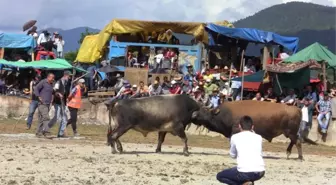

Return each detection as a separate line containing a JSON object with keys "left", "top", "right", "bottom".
{"left": 231, "top": 70, "right": 265, "bottom": 91}
{"left": 205, "top": 23, "right": 299, "bottom": 53}
{"left": 0, "top": 59, "right": 86, "bottom": 73}
{"left": 76, "top": 19, "right": 235, "bottom": 63}
{"left": 75, "top": 34, "right": 99, "bottom": 63}
{"left": 282, "top": 42, "right": 336, "bottom": 67}
{"left": 0, "top": 33, "right": 36, "bottom": 50}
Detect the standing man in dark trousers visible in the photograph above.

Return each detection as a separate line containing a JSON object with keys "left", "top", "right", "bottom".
{"left": 217, "top": 116, "right": 265, "bottom": 185}
{"left": 48, "top": 71, "right": 71, "bottom": 137}
{"left": 67, "top": 79, "right": 86, "bottom": 137}
{"left": 34, "top": 73, "right": 55, "bottom": 137}
{"left": 26, "top": 74, "right": 41, "bottom": 130}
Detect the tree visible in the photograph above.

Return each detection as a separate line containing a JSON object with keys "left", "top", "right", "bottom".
{"left": 64, "top": 51, "right": 78, "bottom": 62}
{"left": 78, "top": 27, "right": 99, "bottom": 44}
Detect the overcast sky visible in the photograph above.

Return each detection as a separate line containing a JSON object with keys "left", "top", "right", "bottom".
{"left": 0, "top": 0, "right": 335, "bottom": 32}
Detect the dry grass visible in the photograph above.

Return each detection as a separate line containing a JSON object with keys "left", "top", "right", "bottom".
{"left": 0, "top": 118, "right": 335, "bottom": 157}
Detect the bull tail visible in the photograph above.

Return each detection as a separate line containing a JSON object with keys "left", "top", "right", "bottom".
{"left": 303, "top": 137, "right": 318, "bottom": 145}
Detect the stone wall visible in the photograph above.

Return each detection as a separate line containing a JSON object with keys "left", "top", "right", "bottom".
{"left": 1, "top": 96, "right": 335, "bottom": 146}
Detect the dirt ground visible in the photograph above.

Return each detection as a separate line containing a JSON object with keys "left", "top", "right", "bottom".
{"left": 0, "top": 119, "right": 336, "bottom": 185}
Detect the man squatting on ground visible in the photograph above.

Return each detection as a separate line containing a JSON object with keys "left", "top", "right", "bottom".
{"left": 217, "top": 116, "right": 265, "bottom": 185}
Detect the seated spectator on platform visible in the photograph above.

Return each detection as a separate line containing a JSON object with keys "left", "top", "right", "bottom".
{"left": 161, "top": 76, "right": 171, "bottom": 94}
{"left": 192, "top": 82, "right": 204, "bottom": 101}
{"left": 303, "top": 85, "right": 317, "bottom": 103}
{"left": 181, "top": 80, "right": 192, "bottom": 95}
{"left": 148, "top": 31, "right": 158, "bottom": 43}
{"left": 204, "top": 79, "right": 219, "bottom": 95}
{"left": 243, "top": 59, "right": 256, "bottom": 73}
{"left": 208, "top": 88, "right": 221, "bottom": 109}
{"left": 253, "top": 92, "right": 264, "bottom": 101}
{"left": 277, "top": 45, "right": 290, "bottom": 60}
{"left": 136, "top": 81, "right": 149, "bottom": 97}
{"left": 116, "top": 80, "right": 130, "bottom": 96}
{"left": 264, "top": 87, "right": 277, "bottom": 102}
{"left": 169, "top": 80, "right": 181, "bottom": 94}
{"left": 281, "top": 88, "right": 297, "bottom": 105}
{"left": 203, "top": 69, "right": 213, "bottom": 82}
{"left": 315, "top": 92, "right": 332, "bottom": 142}
{"left": 148, "top": 80, "right": 162, "bottom": 96}
{"left": 105, "top": 84, "right": 132, "bottom": 105}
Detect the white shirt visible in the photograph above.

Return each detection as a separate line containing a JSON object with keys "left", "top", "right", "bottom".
{"left": 155, "top": 54, "right": 164, "bottom": 64}
{"left": 231, "top": 80, "right": 241, "bottom": 89}
{"left": 301, "top": 106, "right": 309, "bottom": 122}
{"left": 37, "top": 33, "right": 50, "bottom": 45}
{"left": 279, "top": 52, "right": 290, "bottom": 59}
{"left": 55, "top": 40, "right": 65, "bottom": 52}
{"left": 230, "top": 131, "right": 265, "bottom": 173}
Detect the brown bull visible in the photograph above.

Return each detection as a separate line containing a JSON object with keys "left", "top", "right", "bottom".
{"left": 191, "top": 100, "right": 305, "bottom": 160}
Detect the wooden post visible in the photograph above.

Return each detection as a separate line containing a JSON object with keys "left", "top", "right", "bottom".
{"left": 323, "top": 61, "right": 327, "bottom": 91}
{"left": 239, "top": 50, "right": 245, "bottom": 72}
{"left": 240, "top": 59, "right": 246, "bottom": 100}
{"left": 31, "top": 52, "right": 35, "bottom": 61}
{"left": 226, "top": 63, "right": 233, "bottom": 100}
{"left": 262, "top": 45, "right": 270, "bottom": 70}
{"left": 0, "top": 48, "right": 4, "bottom": 59}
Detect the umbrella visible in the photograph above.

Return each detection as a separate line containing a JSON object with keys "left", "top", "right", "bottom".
{"left": 23, "top": 20, "right": 37, "bottom": 31}
{"left": 99, "top": 65, "right": 119, "bottom": 73}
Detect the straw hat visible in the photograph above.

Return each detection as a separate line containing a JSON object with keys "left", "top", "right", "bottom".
{"left": 224, "top": 66, "right": 229, "bottom": 70}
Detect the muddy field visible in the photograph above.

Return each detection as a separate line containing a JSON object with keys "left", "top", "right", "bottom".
{"left": 0, "top": 133, "right": 335, "bottom": 185}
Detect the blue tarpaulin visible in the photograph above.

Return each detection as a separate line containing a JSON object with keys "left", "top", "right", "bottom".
{"left": 206, "top": 23, "right": 299, "bottom": 53}
{"left": 0, "top": 33, "right": 37, "bottom": 49}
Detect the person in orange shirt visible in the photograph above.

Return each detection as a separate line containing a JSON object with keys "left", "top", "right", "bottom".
{"left": 67, "top": 79, "right": 86, "bottom": 137}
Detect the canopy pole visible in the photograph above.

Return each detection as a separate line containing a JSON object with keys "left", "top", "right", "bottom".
{"left": 240, "top": 59, "right": 246, "bottom": 100}
{"left": 0, "top": 48, "right": 4, "bottom": 59}
{"left": 70, "top": 68, "right": 77, "bottom": 92}
{"left": 239, "top": 50, "right": 245, "bottom": 72}
{"left": 323, "top": 61, "right": 327, "bottom": 91}
{"left": 31, "top": 52, "right": 35, "bottom": 61}
{"left": 226, "top": 62, "right": 233, "bottom": 100}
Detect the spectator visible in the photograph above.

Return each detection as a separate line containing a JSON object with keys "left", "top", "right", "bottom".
{"left": 252, "top": 92, "right": 264, "bottom": 101}
{"left": 264, "top": 87, "right": 277, "bottom": 103}
{"left": 204, "top": 79, "right": 219, "bottom": 95}
{"left": 303, "top": 85, "right": 317, "bottom": 103}
{"left": 281, "top": 89, "right": 297, "bottom": 105}
{"left": 148, "top": 80, "right": 162, "bottom": 96}
{"left": 315, "top": 92, "right": 332, "bottom": 142}
{"left": 244, "top": 59, "right": 256, "bottom": 73}
{"left": 116, "top": 80, "right": 130, "bottom": 96}
{"left": 55, "top": 35, "right": 65, "bottom": 58}
{"left": 67, "top": 79, "right": 87, "bottom": 137}
{"left": 48, "top": 71, "right": 71, "bottom": 137}
{"left": 165, "top": 48, "right": 176, "bottom": 69}
{"left": 203, "top": 69, "right": 213, "bottom": 82}
{"left": 86, "top": 65, "right": 97, "bottom": 91}
{"left": 37, "top": 30, "right": 51, "bottom": 49}
{"left": 181, "top": 80, "right": 192, "bottom": 95}
{"left": 216, "top": 116, "right": 265, "bottom": 184}
{"left": 169, "top": 80, "right": 181, "bottom": 94}
{"left": 136, "top": 81, "right": 149, "bottom": 97}
{"left": 154, "top": 50, "right": 164, "bottom": 70}
{"left": 277, "top": 45, "right": 290, "bottom": 60}
{"left": 161, "top": 76, "right": 171, "bottom": 94}
{"left": 34, "top": 73, "right": 55, "bottom": 137}
{"left": 184, "top": 64, "right": 195, "bottom": 85}
{"left": 231, "top": 76, "right": 242, "bottom": 101}
{"left": 297, "top": 97, "right": 314, "bottom": 141}
{"left": 208, "top": 88, "right": 221, "bottom": 109}
{"left": 26, "top": 75, "right": 41, "bottom": 130}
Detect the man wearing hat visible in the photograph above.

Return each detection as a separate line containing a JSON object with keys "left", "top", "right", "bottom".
{"left": 315, "top": 91, "right": 332, "bottom": 142}
{"left": 67, "top": 78, "right": 86, "bottom": 137}
{"left": 208, "top": 88, "right": 221, "bottom": 109}
{"left": 204, "top": 78, "right": 219, "bottom": 95}
{"left": 49, "top": 70, "right": 72, "bottom": 137}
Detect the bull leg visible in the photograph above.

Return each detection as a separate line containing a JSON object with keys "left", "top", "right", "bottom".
{"left": 286, "top": 141, "right": 295, "bottom": 159}
{"left": 110, "top": 126, "right": 131, "bottom": 154}
{"left": 296, "top": 139, "right": 304, "bottom": 161}
{"left": 115, "top": 139, "right": 123, "bottom": 153}
{"left": 176, "top": 129, "right": 189, "bottom": 156}
{"left": 156, "top": 132, "right": 167, "bottom": 153}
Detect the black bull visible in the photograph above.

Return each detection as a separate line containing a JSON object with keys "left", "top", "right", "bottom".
{"left": 191, "top": 100, "right": 310, "bottom": 160}
{"left": 105, "top": 94, "right": 200, "bottom": 155}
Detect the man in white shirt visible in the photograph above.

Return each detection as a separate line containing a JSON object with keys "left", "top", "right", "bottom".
{"left": 217, "top": 116, "right": 265, "bottom": 185}
{"left": 281, "top": 88, "right": 297, "bottom": 105}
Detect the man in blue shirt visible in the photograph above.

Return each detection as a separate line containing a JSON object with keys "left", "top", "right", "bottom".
{"left": 34, "top": 73, "right": 55, "bottom": 137}
{"left": 315, "top": 92, "right": 332, "bottom": 142}
{"left": 208, "top": 88, "right": 221, "bottom": 109}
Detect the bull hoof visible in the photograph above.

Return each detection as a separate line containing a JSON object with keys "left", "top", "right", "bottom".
{"left": 183, "top": 151, "right": 190, "bottom": 156}
{"left": 286, "top": 151, "right": 291, "bottom": 159}
{"left": 298, "top": 156, "right": 304, "bottom": 161}
{"left": 111, "top": 150, "right": 117, "bottom": 154}
{"left": 155, "top": 149, "right": 161, "bottom": 153}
